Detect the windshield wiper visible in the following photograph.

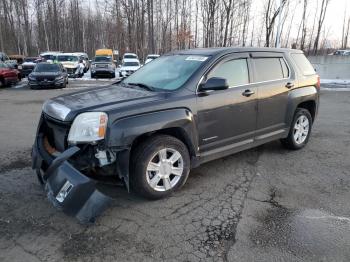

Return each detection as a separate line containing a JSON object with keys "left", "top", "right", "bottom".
{"left": 127, "top": 82, "right": 155, "bottom": 91}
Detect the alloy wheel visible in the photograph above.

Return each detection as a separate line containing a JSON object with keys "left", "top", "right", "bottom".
{"left": 146, "top": 148, "right": 184, "bottom": 192}
{"left": 293, "top": 115, "right": 309, "bottom": 144}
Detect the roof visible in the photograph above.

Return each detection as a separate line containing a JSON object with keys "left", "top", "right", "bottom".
{"left": 57, "top": 53, "right": 80, "bottom": 56}
{"left": 169, "top": 47, "right": 303, "bottom": 56}
{"left": 124, "top": 53, "right": 137, "bottom": 56}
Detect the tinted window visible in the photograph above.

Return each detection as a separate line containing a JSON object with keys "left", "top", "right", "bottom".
{"left": 279, "top": 58, "right": 289, "bottom": 78}
{"left": 253, "top": 58, "right": 284, "bottom": 82}
{"left": 94, "top": 56, "right": 112, "bottom": 62}
{"left": 124, "top": 54, "right": 137, "bottom": 59}
{"left": 34, "top": 63, "right": 60, "bottom": 72}
{"left": 57, "top": 55, "right": 78, "bottom": 62}
{"left": 291, "top": 53, "right": 315, "bottom": 75}
{"left": 123, "top": 62, "right": 139, "bottom": 67}
{"left": 208, "top": 59, "right": 249, "bottom": 87}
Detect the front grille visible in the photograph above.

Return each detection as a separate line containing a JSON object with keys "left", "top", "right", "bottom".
{"left": 42, "top": 114, "right": 71, "bottom": 152}
{"left": 66, "top": 68, "right": 76, "bottom": 74}
{"left": 36, "top": 76, "right": 56, "bottom": 81}
{"left": 22, "top": 65, "right": 35, "bottom": 70}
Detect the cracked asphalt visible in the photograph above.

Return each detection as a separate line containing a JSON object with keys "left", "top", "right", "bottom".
{"left": 0, "top": 81, "right": 349, "bottom": 261}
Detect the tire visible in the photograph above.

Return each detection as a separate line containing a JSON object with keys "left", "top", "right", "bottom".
{"left": 281, "top": 108, "right": 313, "bottom": 150}
{"left": 130, "top": 135, "right": 191, "bottom": 199}
{"left": 0, "top": 78, "right": 4, "bottom": 88}
{"left": 91, "top": 73, "right": 95, "bottom": 79}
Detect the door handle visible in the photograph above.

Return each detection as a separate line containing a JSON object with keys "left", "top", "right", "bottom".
{"left": 242, "top": 89, "right": 255, "bottom": 97}
{"left": 285, "top": 82, "right": 294, "bottom": 89}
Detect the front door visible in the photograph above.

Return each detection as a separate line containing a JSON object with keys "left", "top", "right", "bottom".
{"left": 196, "top": 53, "right": 257, "bottom": 154}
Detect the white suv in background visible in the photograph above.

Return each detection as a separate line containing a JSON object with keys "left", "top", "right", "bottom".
{"left": 119, "top": 58, "right": 141, "bottom": 77}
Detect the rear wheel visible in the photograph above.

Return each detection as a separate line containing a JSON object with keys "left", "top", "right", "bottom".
{"left": 0, "top": 78, "right": 4, "bottom": 88}
{"left": 281, "top": 108, "right": 312, "bottom": 150}
{"left": 131, "top": 135, "right": 190, "bottom": 199}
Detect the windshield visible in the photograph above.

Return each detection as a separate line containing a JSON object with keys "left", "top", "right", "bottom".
{"left": 24, "top": 58, "right": 37, "bottom": 63}
{"left": 124, "top": 54, "right": 137, "bottom": 59}
{"left": 94, "top": 56, "right": 112, "bottom": 62}
{"left": 123, "top": 62, "right": 139, "bottom": 67}
{"left": 34, "top": 63, "right": 60, "bottom": 72}
{"left": 123, "top": 55, "right": 208, "bottom": 91}
{"left": 57, "top": 55, "right": 78, "bottom": 62}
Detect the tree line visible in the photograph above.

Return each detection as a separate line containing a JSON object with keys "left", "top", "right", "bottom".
{"left": 0, "top": 0, "right": 335, "bottom": 59}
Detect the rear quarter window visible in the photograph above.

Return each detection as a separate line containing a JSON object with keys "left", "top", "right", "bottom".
{"left": 291, "top": 53, "right": 315, "bottom": 76}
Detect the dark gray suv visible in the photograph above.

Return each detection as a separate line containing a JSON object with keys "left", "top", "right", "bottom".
{"left": 32, "top": 47, "right": 319, "bottom": 222}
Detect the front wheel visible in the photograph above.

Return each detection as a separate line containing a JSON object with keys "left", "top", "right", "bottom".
{"left": 281, "top": 108, "right": 312, "bottom": 150}
{"left": 131, "top": 135, "right": 190, "bottom": 199}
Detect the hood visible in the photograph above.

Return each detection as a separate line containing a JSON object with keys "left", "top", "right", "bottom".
{"left": 120, "top": 66, "right": 140, "bottom": 71}
{"left": 22, "top": 62, "right": 36, "bottom": 66}
{"left": 61, "top": 61, "right": 79, "bottom": 68}
{"left": 31, "top": 72, "right": 61, "bottom": 77}
{"left": 43, "top": 85, "right": 160, "bottom": 122}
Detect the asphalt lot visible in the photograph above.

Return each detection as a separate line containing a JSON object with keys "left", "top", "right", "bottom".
{"left": 0, "top": 81, "right": 349, "bottom": 262}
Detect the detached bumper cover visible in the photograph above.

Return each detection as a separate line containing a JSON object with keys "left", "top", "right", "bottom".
{"left": 32, "top": 136, "right": 112, "bottom": 223}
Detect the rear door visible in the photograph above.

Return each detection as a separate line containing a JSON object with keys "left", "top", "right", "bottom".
{"left": 250, "top": 52, "right": 293, "bottom": 139}
{"left": 197, "top": 53, "right": 258, "bottom": 153}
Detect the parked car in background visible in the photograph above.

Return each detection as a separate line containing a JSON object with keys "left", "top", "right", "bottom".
{"left": 9, "top": 55, "right": 25, "bottom": 65}
{"left": 32, "top": 47, "right": 320, "bottom": 222}
{"left": 0, "top": 52, "right": 9, "bottom": 62}
{"left": 145, "top": 54, "right": 160, "bottom": 64}
{"left": 119, "top": 58, "right": 141, "bottom": 77}
{"left": 75, "top": 52, "right": 90, "bottom": 72}
{"left": 28, "top": 62, "right": 68, "bottom": 89}
{"left": 0, "top": 52, "right": 18, "bottom": 68}
{"left": 40, "top": 51, "right": 61, "bottom": 62}
{"left": 331, "top": 50, "right": 350, "bottom": 56}
{"left": 18, "top": 57, "right": 41, "bottom": 77}
{"left": 57, "top": 53, "right": 84, "bottom": 78}
{"left": 0, "top": 62, "right": 21, "bottom": 87}
{"left": 122, "top": 52, "right": 138, "bottom": 63}
{"left": 90, "top": 55, "right": 116, "bottom": 78}
{"left": 95, "top": 49, "right": 118, "bottom": 63}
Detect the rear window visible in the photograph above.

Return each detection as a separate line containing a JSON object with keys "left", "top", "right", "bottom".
{"left": 253, "top": 58, "right": 284, "bottom": 82}
{"left": 291, "top": 53, "right": 315, "bottom": 75}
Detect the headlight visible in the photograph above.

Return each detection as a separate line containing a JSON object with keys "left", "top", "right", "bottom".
{"left": 28, "top": 74, "right": 36, "bottom": 81}
{"left": 68, "top": 112, "right": 108, "bottom": 144}
{"left": 55, "top": 76, "right": 64, "bottom": 81}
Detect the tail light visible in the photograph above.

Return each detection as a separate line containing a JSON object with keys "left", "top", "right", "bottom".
{"left": 316, "top": 75, "right": 320, "bottom": 89}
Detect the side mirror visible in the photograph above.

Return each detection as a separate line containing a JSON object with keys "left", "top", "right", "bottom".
{"left": 200, "top": 77, "right": 229, "bottom": 91}
{"left": 118, "top": 65, "right": 121, "bottom": 68}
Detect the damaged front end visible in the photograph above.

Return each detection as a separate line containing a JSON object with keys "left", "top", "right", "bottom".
{"left": 32, "top": 112, "right": 127, "bottom": 223}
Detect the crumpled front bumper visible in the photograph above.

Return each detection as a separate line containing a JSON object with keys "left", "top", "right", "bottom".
{"left": 32, "top": 135, "right": 112, "bottom": 223}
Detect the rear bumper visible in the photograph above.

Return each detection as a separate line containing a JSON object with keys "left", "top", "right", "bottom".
{"left": 32, "top": 135, "right": 111, "bottom": 223}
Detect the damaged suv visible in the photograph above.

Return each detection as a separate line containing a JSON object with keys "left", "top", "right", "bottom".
{"left": 32, "top": 47, "right": 319, "bottom": 222}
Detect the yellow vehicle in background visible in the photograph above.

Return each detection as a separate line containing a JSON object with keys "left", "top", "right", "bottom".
{"left": 95, "top": 49, "right": 118, "bottom": 62}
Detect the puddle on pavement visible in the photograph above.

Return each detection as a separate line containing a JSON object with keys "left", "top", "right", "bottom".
{"left": 250, "top": 207, "right": 350, "bottom": 259}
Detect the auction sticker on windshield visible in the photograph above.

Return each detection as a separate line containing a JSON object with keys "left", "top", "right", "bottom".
{"left": 185, "top": 56, "right": 208, "bottom": 62}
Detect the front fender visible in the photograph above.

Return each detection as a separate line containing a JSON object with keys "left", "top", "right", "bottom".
{"left": 106, "top": 108, "right": 198, "bottom": 190}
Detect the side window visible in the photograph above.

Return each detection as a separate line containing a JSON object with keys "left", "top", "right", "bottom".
{"left": 279, "top": 58, "right": 289, "bottom": 78}
{"left": 253, "top": 57, "right": 284, "bottom": 82}
{"left": 208, "top": 59, "right": 249, "bottom": 87}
